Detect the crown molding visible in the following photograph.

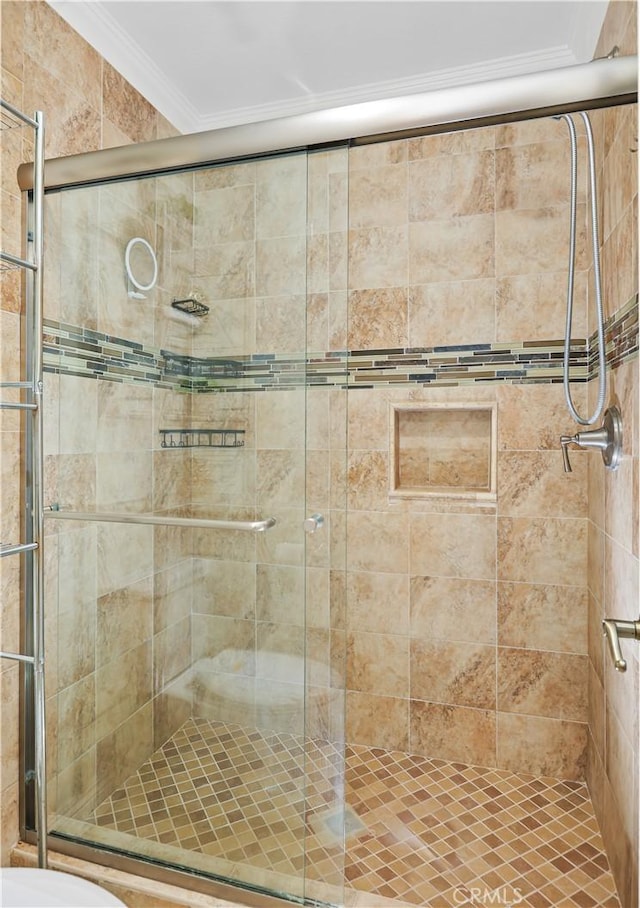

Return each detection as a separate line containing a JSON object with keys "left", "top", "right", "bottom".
{"left": 197, "top": 46, "right": 578, "bottom": 131}
{"left": 49, "top": 1, "right": 578, "bottom": 136}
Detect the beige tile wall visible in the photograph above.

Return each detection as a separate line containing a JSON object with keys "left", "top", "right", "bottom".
{"left": 344, "top": 118, "right": 594, "bottom": 779}
{"left": 585, "top": 6, "right": 638, "bottom": 906}
{"left": 0, "top": 0, "right": 182, "bottom": 857}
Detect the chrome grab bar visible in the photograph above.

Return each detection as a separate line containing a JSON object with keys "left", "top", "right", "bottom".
{"left": 602, "top": 617, "right": 640, "bottom": 672}
{"left": 44, "top": 508, "right": 276, "bottom": 533}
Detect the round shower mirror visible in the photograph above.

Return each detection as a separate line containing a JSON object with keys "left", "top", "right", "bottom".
{"left": 125, "top": 236, "right": 158, "bottom": 292}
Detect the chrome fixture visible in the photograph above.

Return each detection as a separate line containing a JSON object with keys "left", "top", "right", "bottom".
{"left": 556, "top": 111, "right": 607, "bottom": 426}
{"left": 602, "top": 618, "right": 640, "bottom": 672}
{"left": 45, "top": 507, "right": 276, "bottom": 533}
{"left": 0, "top": 99, "right": 48, "bottom": 869}
{"left": 560, "top": 405, "right": 622, "bottom": 473}
{"left": 303, "top": 514, "right": 324, "bottom": 534}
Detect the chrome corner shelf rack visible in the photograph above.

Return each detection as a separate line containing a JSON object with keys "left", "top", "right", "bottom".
{"left": 0, "top": 99, "right": 47, "bottom": 869}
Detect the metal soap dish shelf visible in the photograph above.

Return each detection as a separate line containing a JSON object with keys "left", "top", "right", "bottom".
{"left": 160, "top": 428, "right": 245, "bottom": 449}
{"left": 171, "top": 297, "right": 209, "bottom": 318}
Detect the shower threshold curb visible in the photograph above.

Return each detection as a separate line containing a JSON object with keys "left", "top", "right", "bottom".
{"left": 11, "top": 843, "right": 261, "bottom": 908}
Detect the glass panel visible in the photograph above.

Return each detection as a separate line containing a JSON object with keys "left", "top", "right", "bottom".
{"left": 39, "top": 147, "right": 348, "bottom": 906}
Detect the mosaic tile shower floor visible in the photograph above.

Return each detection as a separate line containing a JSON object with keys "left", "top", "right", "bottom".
{"left": 93, "top": 718, "right": 620, "bottom": 907}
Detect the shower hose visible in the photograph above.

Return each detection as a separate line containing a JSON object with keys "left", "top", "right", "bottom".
{"left": 556, "top": 111, "right": 607, "bottom": 426}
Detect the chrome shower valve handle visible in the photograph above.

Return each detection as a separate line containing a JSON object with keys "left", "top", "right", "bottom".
{"left": 560, "top": 434, "right": 575, "bottom": 473}
{"left": 560, "top": 405, "right": 622, "bottom": 473}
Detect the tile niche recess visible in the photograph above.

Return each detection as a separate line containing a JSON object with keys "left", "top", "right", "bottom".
{"left": 389, "top": 402, "right": 497, "bottom": 502}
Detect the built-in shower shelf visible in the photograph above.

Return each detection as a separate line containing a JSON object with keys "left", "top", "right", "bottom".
{"left": 159, "top": 428, "right": 245, "bottom": 449}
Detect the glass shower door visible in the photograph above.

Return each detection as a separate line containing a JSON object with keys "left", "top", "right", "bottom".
{"left": 36, "top": 146, "right": 348, "bottom": 905}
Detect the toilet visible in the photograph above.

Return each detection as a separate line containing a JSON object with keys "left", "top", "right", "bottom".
{"left": 0, "top": 868, "right": 127, "bottom": 907}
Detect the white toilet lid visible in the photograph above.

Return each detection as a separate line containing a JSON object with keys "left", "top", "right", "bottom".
{"left": 0, "top": 868, "right": 127, "bottom": 907}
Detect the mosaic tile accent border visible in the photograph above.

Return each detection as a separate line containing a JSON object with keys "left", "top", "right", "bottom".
{"left": 43, "top": 294, "right": 637, "bottom": 393}
{"left": 42, "top": 322, "right": 175, "bottom": 388}
{"left": 591, "top": 293, "right": 639, "bottom": 374}
{"left": 346, "top": 338, "right": 585, "bottom": 389}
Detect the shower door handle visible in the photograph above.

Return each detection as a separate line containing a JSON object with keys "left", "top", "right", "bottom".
{"left": 303, "top": 514, "right": 324, "bottom": 534}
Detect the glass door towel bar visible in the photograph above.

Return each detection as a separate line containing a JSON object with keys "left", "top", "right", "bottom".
{"left": 159, "top": 428, "right": 245, "bottom": 448}
{"left": 44, "top": 507, "right": 275, "bottom": 533}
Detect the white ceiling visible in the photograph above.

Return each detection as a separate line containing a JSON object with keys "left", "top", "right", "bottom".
{"left": 49, "top": 1, "right": 609, "bottom": 135}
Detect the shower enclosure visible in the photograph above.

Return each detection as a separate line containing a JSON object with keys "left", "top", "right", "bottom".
{"left": 16, "top": 49, "right": 638, "bottom": 908}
